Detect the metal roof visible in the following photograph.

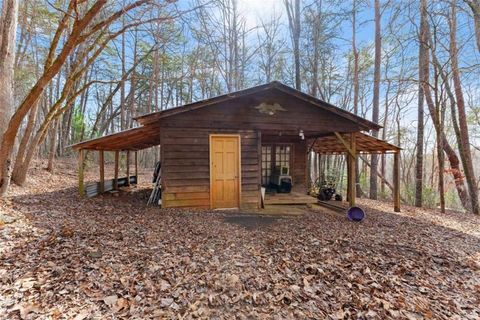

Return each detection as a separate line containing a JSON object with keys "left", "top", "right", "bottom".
{"left": 310, "top": 132, "right": 401, "bottom": 154}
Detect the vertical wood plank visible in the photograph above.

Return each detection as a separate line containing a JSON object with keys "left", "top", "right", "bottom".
{"left": 303, "top": 140, "right": 308, "bottom": 194}
{"left": 393, "top": 151, "right": 401, "bottom": 212}
{"left": 99, "top": 150, "right": 105, "bottom": 193}
{"left": 349, "top": 133, "right": 357, "bottom": 207}
{"left": 78, "top": 149, "right": 85, "bottom": 197}
{"left": 208, "top": 134, "right": 212, "bottom": 210}
{"left": 114, "top": 150, "right": 119, "bottom": 190}
{"left": 307, "top": 150, "right": 311, "bottom": 192}
{"left": 126, "top": 150, "right": 130, "bottom": 186}
{"left": 160, "top": 133, "right": 166, "bottom": 207}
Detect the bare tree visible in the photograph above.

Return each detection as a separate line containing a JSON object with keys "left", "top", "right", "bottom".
{"left": 449, "top": 0, "right": 479, "bottom": 214}
{"left": 284, "top": 0, "right": 301, "bottom": 90}
{"left": 0, "top": 0, "right": 159, "bottom": 196}
{"left": 194, "top": 0, "right": 249, "bottom": 92}
{"left": 464, "top": 0, "right": 480, "bottom": 53}
{"left": 257, "top": 12, "right": 285, "bottom": 83}
{"left": 370, "top": 0, "right": 381, "bottom": 200}
{"left": 0, "top": 0, "right": 18, "bottom": 138}
{"left": 415, "top": 0, "right": 428, "bottom": 208}
{"left": 351, "top": 0, "right": 364, "bottom": 198}
{"left": 427, "top": 25, "right": 471, "bottom": 212}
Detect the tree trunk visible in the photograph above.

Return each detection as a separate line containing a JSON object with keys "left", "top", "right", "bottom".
{"left": 310, "top": 2, "right": 321, "bottom": 97}
{"left": 351, "top": 0, "right": 363, "bottom": 198}
{"left": 294, "top": 0, "right": 300, "bottom": 89}
{"left": 120, "top": 13, "right": 127, "bottom": 130}
{"left": 436, "top": 97, "right": 446, "bottom": 213}
{"left": 285, "top": 0, "right": 301, "bottom": 90}
{"left": 47, "top": 119, "right": 58, "bottom": 173}
{"left": 0, "top": 0, "right": 18, "bottom": 138}
{"left": 381, "top": 79, "right": 391, "bottom": 197}
{"left": 127, "top": 29, "right": 138, "bottom": 128}
{"left": 449, "top": 0, "right": 479, "bottom": 214}
{"left": 232, "top": 0, "right": 239, "bottom": 91}
{"left": 422, "top": 60, "right": 470, "bottom": 211}
{"left": 11, "top": 101, "right": 38, "bottom": 185}
{"left": 465, "top": 0, "right": 480, "bottom": 53}
{"left": 370, "top": 0, "right": 381, "bottom": 200}
{"left": 428, "top": 25, "right": 470, "bottom": 212}
{"left": 415, "top": 0, "right": 428, "bottom": 208}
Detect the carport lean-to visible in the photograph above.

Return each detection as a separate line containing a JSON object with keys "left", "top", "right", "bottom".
{"left": 71, "top": 82, "right": 401, "bottom": 212}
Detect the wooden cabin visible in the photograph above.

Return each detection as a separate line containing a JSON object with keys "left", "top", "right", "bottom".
{"left": 72, "top": 82, "right": 401, "bottom": 211}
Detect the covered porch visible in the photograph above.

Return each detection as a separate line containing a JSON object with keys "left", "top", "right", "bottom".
{"left": 258, "top": 130, "right": 401, "bottom": 211}
{"left": 71, "top": 128, "right": 401, "bottom": 212}
{"left": 308, "top": 132, "right": 402, "bottom": 212}
{"left": 71, "top": 125, "right": 161, "bottom": 198}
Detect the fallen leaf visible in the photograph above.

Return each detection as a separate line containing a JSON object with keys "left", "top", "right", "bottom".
{"left": 160, "top": 298, "right": 174, "bottom": 308}
{"left": 103, "top": 295, "right": 118, "bottom": 308}
{"left": 12, "top": 303, "right": 41, "bottom": 320}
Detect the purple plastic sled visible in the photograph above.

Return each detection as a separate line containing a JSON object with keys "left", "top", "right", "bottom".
{"left": 347, "top": 206, "right": 365, "bottom": 222}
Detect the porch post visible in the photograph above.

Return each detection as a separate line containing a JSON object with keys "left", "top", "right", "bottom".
{"left": 134, "top": 151, "right": 138, "bottom": 184}
{"left": 78, "top": 149, "right": 85, "bottom": 197}
{"left": 346, "top": 154, "right": 351, "bottom": 202}
{"left": 114, "top": 150, "right": 119, "bottom": 190}
{"left": 348, "top": 133, "right": 357, "bottom": 207}
{"left": 99, "top": 150, "right": 105, "bottom": 193}
{"left": 126, "top": 150, "right": 130, "bottom": 186}
{"left": 257, "top": 131, "right": 262, "bottom": 208}
{"left": 393, "top": 151, "right": 401, "bottom": 212}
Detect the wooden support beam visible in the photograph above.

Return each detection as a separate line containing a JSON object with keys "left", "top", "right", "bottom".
{"left": 99, "top": 150, "right": 105, "bottom": 193}
{"left": 393, "top": 151, "right": 401, "bottom": 212}
{"left": 257, "top": 131, "right": 262, "bottom": 208}
{"left": 348, "top": 133, "right": 357, "bottom": 207}
{"left": 78, "top": 149, "right": 85, "bottom": 197}
{"left": 346, "top": 154, "right": 351, "bottom": 202}
{"left": 126, "top": 151, "right": 130, "bottom": 186}
{"left": 114, "top": 151, "right": 119, "bottom": 190}
{"left": 135, "top": 151, "right": 138, "bottom": 183}
{"left": 334, "top": 132, "right": 355, "bottom": 157}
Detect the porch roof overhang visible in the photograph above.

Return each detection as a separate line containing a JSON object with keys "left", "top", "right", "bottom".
{"left": 69, "top": 125, "right": 161, "bottom": 151}
{"left": 70, "top": 125, "right": 400, "bottom": 155}
{"left": 309, "top": 132, "right": 401, "bottom": 154}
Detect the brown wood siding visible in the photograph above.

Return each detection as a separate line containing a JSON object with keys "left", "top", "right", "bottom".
{"left": 161, "top": 127, "right": 260, "bottom": 209}
{"left": 293, "top": 140, "right": 307, "bottom": 193}
{"left": 157, "top": 91, "right": 362, "bottom": 136}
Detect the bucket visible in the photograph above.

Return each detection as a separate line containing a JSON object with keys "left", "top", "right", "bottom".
{"left": 347, "top": 206, "right": 365, "bottom": 222}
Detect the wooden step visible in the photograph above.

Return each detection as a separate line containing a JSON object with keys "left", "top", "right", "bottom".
{"left": 264, "top": 192, "right": 318, "bottom": 205}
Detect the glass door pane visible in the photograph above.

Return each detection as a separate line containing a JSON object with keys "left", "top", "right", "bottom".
{"left": 261, "top": 145, "right": 272, "bottom": 186}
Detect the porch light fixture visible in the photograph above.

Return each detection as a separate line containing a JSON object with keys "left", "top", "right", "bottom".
{"left": 299, "top": 129, "right": 305, "bottom": 140}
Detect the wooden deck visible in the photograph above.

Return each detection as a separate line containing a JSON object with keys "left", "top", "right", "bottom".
{"left": 264, "top": 192, "right": 318, "bottom": 205}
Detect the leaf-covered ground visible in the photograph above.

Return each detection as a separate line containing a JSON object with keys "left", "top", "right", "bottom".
{"left": 1, "top": 159, "right": 479, "bottom": 319}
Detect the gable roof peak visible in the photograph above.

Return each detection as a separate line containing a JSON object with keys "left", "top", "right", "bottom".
{"left": 133, "top": 82, "right": 381, "bottom": 131}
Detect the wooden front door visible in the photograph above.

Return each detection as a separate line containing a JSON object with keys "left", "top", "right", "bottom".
{"left": 210, "top": 135, "right": 241, "bottom": 209}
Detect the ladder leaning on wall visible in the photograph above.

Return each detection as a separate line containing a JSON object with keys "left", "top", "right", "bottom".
{"left": 148, "top": 163, "right": 161, "bottom": 206}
